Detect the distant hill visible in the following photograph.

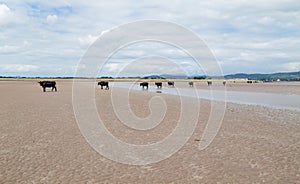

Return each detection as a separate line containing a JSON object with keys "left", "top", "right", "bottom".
{"left": 143, "top": 74, "right": 189, "bottom": 79}
{"left": 142, "top": 71, "right": 300, "bottom": 81}
{"left": 224, "top": 71, "right": 300, "bottom": 81}
{"left": 143, "top": 74, "right": 209, "bottom": 79}
{"left": 142, "top": 75, "right": 165, "bottom": 79}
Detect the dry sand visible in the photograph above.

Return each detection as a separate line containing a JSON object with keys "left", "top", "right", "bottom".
{"left": 0, "top": 81, "right": 299, "bottom": 183}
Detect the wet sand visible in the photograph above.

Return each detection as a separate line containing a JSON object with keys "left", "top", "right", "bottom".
{"left": 154, "top": 81, "right": 300, "bottom": 95}
{"left": 0, "top": 81, "right": 299, "bottom": 183}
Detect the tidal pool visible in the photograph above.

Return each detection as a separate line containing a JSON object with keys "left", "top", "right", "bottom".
{"left": 111, "top": 82, "right": 300, "bottom": 112}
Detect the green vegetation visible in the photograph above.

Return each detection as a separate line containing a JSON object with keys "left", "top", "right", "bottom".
{"left": 193, "top": 76, "right": 207, "bottom": 80}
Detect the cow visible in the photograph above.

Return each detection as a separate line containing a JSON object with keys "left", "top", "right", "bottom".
{"left": 207, "top": 81, "right": 212, "bottom": 86}
{"left": 98, "top": 81, "right": 109, "bottom": 90}
{"left": 155, "top": 82, "right": 162, "bottom": 89}
{"left": 223, "top": 81, "right": 226, "bottom": 86}
{"left": 140, "top": 82, "right": 148, "bottom": 89}
{"left": 189, "top": 81, "right": 194, "bottom": 87}
{"left": 168, "top": 81, "right": 175, "bottom": 87}
{"left": 38, "top": 81, "right": 57, "bottom": 92}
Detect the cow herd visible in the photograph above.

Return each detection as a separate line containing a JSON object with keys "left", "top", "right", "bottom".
{"left": 140, "top": 81, "right": 176, "bottom": 90}
{"left": 37, "top": 80, "right": 110, "bottom": 92}
{"left": 138, "top": 81, "right": 224, "bottom": 90}
{"left": 37, "top": 80, "right": 226, "bottom": 92}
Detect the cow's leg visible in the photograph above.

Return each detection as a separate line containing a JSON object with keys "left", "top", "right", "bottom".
{"left": 101, "top": 86, "right": 103, "bottom": 90}
{"left": 43, "top": 87, "right": 46, "bottom": 92}
{"left": 54, "top": 86, "right": 57, "bottom": 91}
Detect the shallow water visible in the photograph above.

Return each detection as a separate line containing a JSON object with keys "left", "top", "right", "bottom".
{"left": 111, "top": 82, "right": 300, "bottom": 111}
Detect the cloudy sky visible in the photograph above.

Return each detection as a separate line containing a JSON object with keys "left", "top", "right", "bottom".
{"left": 0, "top": 0, "right": 299, "bottom": 77}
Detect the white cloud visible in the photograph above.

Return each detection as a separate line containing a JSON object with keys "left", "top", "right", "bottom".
{"left": 78, "top": 30, "right": 111, "bottom": 47}
{"left": 0, "top": 4, "right": 15, "bottom": 26}
{"left": 281, "top": 62, "right": 300, "bottom": 71}
{"left": 257, "top": 16, "right": 275, "bottom": 25}
{"left": 46, "top": 14, "right": 58, "bottom": 24}
{"left": 1, "top": 0, "right": 300, "bottom": 76}
{"left": 0, "top": 41, "right": 31, "bottom": 54}
{"left": 0, "top": 64, "right": 39, "bottom": 72}
{"left": 100, "top": 57, "right": 188, "bottom": 77}
{"left": 78, "top": 34, "right": 99, "bottom": 47}
{"left": 0, "top": 45, "right": 19, "bottom": 53}
{"left": 62, "top": 0, "right": 72, "bottom": 7}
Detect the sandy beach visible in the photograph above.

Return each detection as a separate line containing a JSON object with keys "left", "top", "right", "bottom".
{"left": 0, "top": 81, "right": 299, "bottom": 183}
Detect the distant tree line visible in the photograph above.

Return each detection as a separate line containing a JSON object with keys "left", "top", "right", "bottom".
{"left": 192, "top": 76, "right": 207, "bottom": 80}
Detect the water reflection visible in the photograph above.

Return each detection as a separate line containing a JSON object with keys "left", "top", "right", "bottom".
{"left": 111, "top": 82, "right": 300, "bottom": 111}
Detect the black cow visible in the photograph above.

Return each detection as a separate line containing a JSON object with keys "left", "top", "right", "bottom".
{"left": 168, "top": 81, "right": 175, "bottom": 87}
{"left": 207, "top": 81, "right": 212, "bottom": 86}
{"left": 223, "top": 81, "right": 226, "bottom": 86}
{"left": 98, "top": 81, "right": 109, "bottom": 90}
{"left": 140, "top": 82, "right": 148, "bottom": 89}
{"left": 188, "top": 81, "right": 194, "bottom": 87}
{"left": 38, "top": 81, "right": 57, "bottom": 92}
{"left": 155, "top": 82, "right": 162, "bottom": 89}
